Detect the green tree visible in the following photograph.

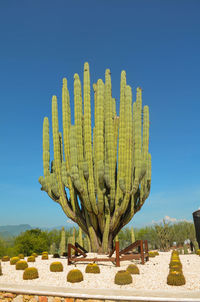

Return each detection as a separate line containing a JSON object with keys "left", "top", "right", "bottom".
{"left": 14, "top": 229, "right": 49, "bottom": 256}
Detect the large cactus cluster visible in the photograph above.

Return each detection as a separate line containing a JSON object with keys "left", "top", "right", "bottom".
{"left": 39, "top": 62, "right": 151, "bottom": 253}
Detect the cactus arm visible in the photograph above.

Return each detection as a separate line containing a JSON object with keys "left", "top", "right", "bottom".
{"left": 102, "top": 196, "right": 110, "bottom": 252}
{"left": 95, "top": 79, "right": 105, "bottom": 214}
{"left": 104, "top": 69, "right": 115, "bottom": 213}
{"left": 115, "top": 70, "right": 126, "bottom": 209}
{"left": 52, "top": 95, "right": 76, "bottom": 221}
{"left": 83, "top": 62, "right": 98, "bottom": 215}
{"left": 62, "top": 78, "right": 75, "bottom": 212}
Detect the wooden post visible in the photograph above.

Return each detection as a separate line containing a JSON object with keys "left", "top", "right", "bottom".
{"left": 68, "top": 244, "right": 72, "bottom": 265}
{"left": 140, "top": 240, "right": 144, "bottom": 264}
{"left": 115, "top": 241, "right": 120, "bottom": 267}
{"left": 144, "top": 240, "right": 149, "bottom": 261}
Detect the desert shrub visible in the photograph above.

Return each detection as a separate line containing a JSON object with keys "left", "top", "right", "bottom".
{"left": 18, "top": 254, "right": 24, "bottom": 259}
{"left": 2, "top": 256, "right": 10, "bottom": 262}
{"left": 114, "top": 270, "right": 132, "bottom": 285}
{"left": 42, "top": 254, "right": 48, "bottom": 260}
{"left": 50, "top": 261, "right": 63, "bottom": 272}
{"left": 85, "top": 263, "right": 100, "bottom": 274}
{"left": 16, "top": 260, "right": 28, "bottom": 270}
{"left": 67, "top": 269, "right": 83, "bottom": 283}
{"left": 167, "top": 271, "right": 186, "bottom": 286}
{"left": 62, "top": 252, "right": 68, "bottom": 257}
{"left": 23, "top": 267, "right": 39, "bottom": 280}
{"left": 126, "top": 264, "right": 140, "bottom": 274}
{"left": 10, "top": 257, "right": 20, "bottom": 265}
{"left": 27, "top": 256, "right": 35, "bottom": 262}
{"left": 53, "top": 253, "right": 60, "bottom": 258}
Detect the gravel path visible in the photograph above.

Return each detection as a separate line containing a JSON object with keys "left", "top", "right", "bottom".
{"left": 0, "top": 252, "right": 200, "bottom": 291}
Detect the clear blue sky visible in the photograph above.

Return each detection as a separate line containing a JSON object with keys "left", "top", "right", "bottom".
{"left": 0, "top": 0, "right": 200, "bottom": 229}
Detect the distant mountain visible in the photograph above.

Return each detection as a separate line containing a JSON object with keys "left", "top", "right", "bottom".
{"left": 0, "top": 223, "right": 76, "bottom": 238}
{"left": 0, "top": 224, "right": 32, "bottom": 238}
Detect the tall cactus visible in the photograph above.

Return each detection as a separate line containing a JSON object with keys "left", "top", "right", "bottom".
{"left": 39, "top": 62, "right": 151, "bottom": 253}
{"left": 59, "top": 227, "right": 66, "bottom": 255}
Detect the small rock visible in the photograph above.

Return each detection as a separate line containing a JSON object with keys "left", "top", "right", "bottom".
{"left": 38, "top": 297, "right": 48, "bottom": 302}
{"left": 13, "top": 295, "right": 24, "bottom": 302}
{"left": 3, "top": 293, "right": 16, "bottom": 298}
{"left": 64, "top": 299, "right": 74, "bottom": 302}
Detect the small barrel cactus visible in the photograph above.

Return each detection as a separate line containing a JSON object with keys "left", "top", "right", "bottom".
{"left": 18, "top": 254, "right": 24, "bottom": 259}
{"left": 50, "top": 261, "right": 63, "bottom": 272}
{"left": 67, "top": 269, "right": 83, "bottom": 283}
{"left": 2, "top": 256, "right": 10, "bottom": 262}
{"left": 42, "top": 251, "right": 48, "bottom": 255}
{"left": 167, "top": 271, "right": 186, "bottom": 286}
{"left": 23, "top": 267, "right": 39, "bottom": 280}
{"left": 114, "top": 270, "right": 132, "bottom": 285}
{"left": 32, "top": 253, "right": 38, "bottom": 257}
{"left": 10, "top": 257, "right": 20, "bottom": 265}
{"left": 126, "top": 264, "right": 140, "bottom": 274}
{"left": 42, "top": 254, "right": 48, "bottom": 260}
{"left": 0, "top": 261, "right": 2, "bottom": 276}
{"left": 85, "top": 263, "right": 100, "bottom": 274}
{"left": 27, "top": 256, "right": 35, "bottom": 262}
{"left": 16, "top": 260, "right": 28, "bottom": 270}
{"left": 148, "top": 251, "right": 156, "bottom": 257}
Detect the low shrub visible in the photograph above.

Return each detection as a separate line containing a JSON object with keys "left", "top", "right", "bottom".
{"left": 53, "top": 253, "right": 60, "bottom": 258}
{"left": 148, "top": 251, "right": 156, "bottom": 257}
{"left": 114, "top": 270, "right": 132, "bottom": 285}
{"left": 16, "top": 260, "right": 28, "bottom": 270}
{"left": 0, "top": 262, "right": 2, "bottom": 276}
{"left": 23, "top": 267, "right": 39, "bottom": 280}
{"left": 50, "top": 262, "right": 63, "bottom": 272}
{"left": 67, "top": 269, "right": 83, "bottom": 283}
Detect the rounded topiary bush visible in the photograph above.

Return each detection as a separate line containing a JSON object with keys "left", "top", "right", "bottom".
{"left": 10, "top": 257, "right": 20, "bottom": 265}
{"left": 27, "top": 256, "right": 35, "bottom": 262}
{"left": 16, "top": 260, "right": 28, "bottom": 270}
{"left": 2, "top": 256, "right": 10, "bottom": 262}
{"left": 42, "top": 254, "right": 48, "bottom": 260}
{"left": 50, "top": 262, "right": 63, "bottom": 272}
{"left": 23, "top": 267, "right": 39, "bottom": 280}
{"left": 53, "top": 253, "right": 60, "bottom": 258}
{"left": 126, "top": 264, "right": 140, "bottom": 274}
{"left": 18, "top": 254, "right": 24, "bottom": 259}
{"left": 114, "top": 270, "right": 132, "bottom": 285}
{"left": 67, "top": 269, "right": 83, "bottom": 283}
{"left": 85, "top": 263, "right": 100, "bottom": 274}
{"left": 167, "top": 271, "right": 186, "bottom": 286}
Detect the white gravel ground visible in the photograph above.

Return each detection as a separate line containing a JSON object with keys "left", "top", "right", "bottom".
{"left": 0, "top": 252, "right": 200, "bottom": 291}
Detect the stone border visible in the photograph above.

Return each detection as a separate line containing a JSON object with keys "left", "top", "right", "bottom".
{"left": 1, "top": 284, "right": 200, "bottom": 302}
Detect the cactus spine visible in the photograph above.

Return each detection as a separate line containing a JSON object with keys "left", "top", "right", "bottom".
{"left": 39, "top": 63, "right": 151, "bottom": 253}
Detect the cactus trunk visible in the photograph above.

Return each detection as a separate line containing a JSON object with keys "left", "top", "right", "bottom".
{"left": 39, "top": 63, "right": 151, "bottom": 253}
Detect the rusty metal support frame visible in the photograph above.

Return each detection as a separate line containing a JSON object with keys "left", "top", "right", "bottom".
{"left": 68, "top": 240, "right": 149, "bottom": 267}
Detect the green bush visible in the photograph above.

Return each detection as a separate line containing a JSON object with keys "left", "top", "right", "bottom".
{"left": 148, "top": 251, "right": 156, "bottom": 257}
{"left": 23, "top": 267, "right": 39, "bottom": 280}
{"left": 67, "top": 269, "right": 83, "bottom": 283}
{"left": 85, "top": 263, "right": 100, "bottom": 274}
{"left": 50, "top": 262, "right": 63, "bottom": 272}
{"left": 10, "top": 257, "right": 20, "bottom": 265}
{"left": 16, "top": 260, "right": 28, "bottom": 270}
{"left": 114, "top": 270, "right": 132, "bottom": 285}
{"left": 126, "top": 264, "right": 139, "bottom": 274}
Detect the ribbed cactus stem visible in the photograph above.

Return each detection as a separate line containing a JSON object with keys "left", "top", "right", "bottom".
{"left": 59, "top": 227, "right": 66, "bottom": 255}
{"left": 83, "top": 62, "right": 98, "bottom": 215}
{"left": 131, "top": 226, "right": 135, "bottom": 243}
{"left": 78, "top": 227, "right": 83, "bottom": 247}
